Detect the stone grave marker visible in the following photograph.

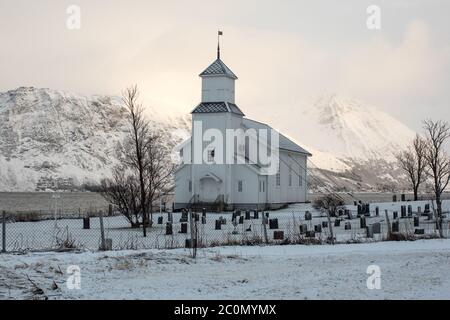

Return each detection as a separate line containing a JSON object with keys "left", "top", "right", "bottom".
{"left": 273, "top": 231, "right": 284, "bottom": 240}
{"left": 305, "top": 211, "right": 312, "bottom": 221}
{"left": 179, "top": 223, "right": 188, "bottom": 234}
{"left": 372, "top": 222, "right": 381, "bottom": 234}
{"left": 269, "top": 218, "right": 279, "bottom": 229}
{"left": 83, "top": 217, "right": 90, "bottom": 229}
{"left": 166, "top": 222, "right": 173, "bottom": 235}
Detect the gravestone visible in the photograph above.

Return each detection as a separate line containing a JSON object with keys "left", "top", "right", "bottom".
{"left": 253, "top": 211, "right": 259, "bottom": 219}
{"left": 219, "top": 216, "right": 227, "bottom": 225}
{"left": 269, "top": 218, "right": 279, "bottom": 230}
{"left": 401, "top": 206, "right": 407, "bottom": 218}
{"left": 305, "top": 211, "right": 312, "bottom": 221}
{"left": 375, "top": 207, "right": 379, "bottom": 217}
{"left": 401, "top": 194, "right": 406, "bottom": 202}
{"left": 202, "top": 208, "right": 207, "bottom": 217}
{"left": 414, "top": 216, "right": 420, "bottom": 227}
{"left": 194, "top": 213, "right": 200, "bottom": 222}
{"left": 414, "top": 228, "right": 425, "bottom": 235}
{"left": 407, "top": 205, "right": 413, "bottom": 215}
{"left": 245, "top": 211, "right": 251, "bottom": 220}
{"left": 345, "top": 222, "right": 352, "bottom": 230}
{"left": 265, "top": 212, "right": 270, "bottom": 218}
{"left": 338, "top": 209, "right": 344, "bottom": 216}
{"left": 392, "top": 221, "right": 399, "bottom": 232}
{"left": 360, "top": 216, "right": 366, "bottom": 229}
{"left": 273, "top": 231, "right": 284, "bottom": 240}
{"left": 393, "top": 195, "right": 397, "bottom": 202}
{"left": 417, "top": 206, "right": 422, "bottom": 214}
{"left": 168, "top": 212, "right": 173, "bottom": 223}
{"left": 300, "top": 224, "right": 308, "bottom": 234}
{"left": 166, "top": 223, "right": 173, "bottom": 235}
{"left": 393, "top": 211, "right": 398, "bottom": 219}
{"left": 180, "top": 210, "right": 188, "bottom": 223}
{"left": 365, "top": 204, "right": 370, "bottom": 216}
{"left": 157, "top": 216, "right": 163, "bottom": 225}
{"left": 215, "top": 220, "right": 222, "bottom": 230}
{"left": 314, "top": 224, "right": 322, "bottom": 233}
{"left": 334, "top": 219, "right": 341, "bottom": 227}
{"left": 201, "top": 216, "right": 206, "bottom": 225}
{"left": 306, "top": 230, "right": 315, "bottom": 238}
{"left": 322, "top": 221, "right": 328, "bottom": 228}
{"left": 179, "top": 223, "right": 188, "bottom": 234}
{"left": 83, "top": 217, "right": 90, "bottom": 229}
{"left": 372, "top": 222, "right": 381, "bottom": 234}
{"left": 354, "top": 201, "right": 357, "bottom": 206}
{"left": 245, "top": 225, "right": 251, "bottom": 232}
{"left": 357, "top": 205, "right": 362, "bottom": 216}
{"left": 239, "top": 216, "right": 244, "bottom": 224}
{"left": 345, "top": 209, "right": 352, "bottom": 220}
{"left": 424, "top": 204, "right": 430, "bottom": 213}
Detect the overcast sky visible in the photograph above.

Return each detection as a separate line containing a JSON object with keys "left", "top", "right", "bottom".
{"left": 0, "top": 0, "right": 449, "bottom": 132}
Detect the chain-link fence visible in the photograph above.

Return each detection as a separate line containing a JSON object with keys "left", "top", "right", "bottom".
{"left": 1, "top": 200, "right": 449, "bottom": 253}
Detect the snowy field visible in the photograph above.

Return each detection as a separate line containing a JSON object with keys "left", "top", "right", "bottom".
{"left": 2, "top": 200, "right": 449, "bottom": 252}
{"left": 1, "top": 239, "right": 450, "bottom": 300}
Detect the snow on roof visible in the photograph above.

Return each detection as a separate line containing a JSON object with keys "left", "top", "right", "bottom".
{"left": 242, "top": 118, "right": 311, "bottom": 156}
{"left": 199, "top": 59, "right": 238, "bottom": 79}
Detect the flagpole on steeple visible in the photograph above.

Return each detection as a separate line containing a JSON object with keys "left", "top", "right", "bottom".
{"left": 217, "top": 30, "right": 223, "bottom": 59}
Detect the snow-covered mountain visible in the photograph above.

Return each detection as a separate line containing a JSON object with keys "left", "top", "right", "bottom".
{"left": 0, "top": 88, "right": 416, "bottom": 192}
{"left": 264, "top": 94, "right": 417, "bottom": 191}
{"left": 0, "top": 87, "right": 188, "bottom": 191}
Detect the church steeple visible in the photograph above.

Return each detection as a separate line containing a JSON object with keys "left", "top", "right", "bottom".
{"left": 198, "top": 33, "right": 237, "bottom": 104}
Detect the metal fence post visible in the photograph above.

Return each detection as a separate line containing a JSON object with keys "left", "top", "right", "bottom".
{"left": 2, "top": 211, "right": 6, "bottom": 253}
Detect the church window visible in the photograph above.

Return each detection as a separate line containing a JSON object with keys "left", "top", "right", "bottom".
{"left": 238, "top": 180, "right": 243, "bottom": 192}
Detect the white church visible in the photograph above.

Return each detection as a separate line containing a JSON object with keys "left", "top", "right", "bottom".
{"left": 174, "top": 44, "right": 311, "bottom": 211}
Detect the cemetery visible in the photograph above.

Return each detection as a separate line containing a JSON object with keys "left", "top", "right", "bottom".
{"left": 1, "top": 198, "right": 449, "bottom": 252}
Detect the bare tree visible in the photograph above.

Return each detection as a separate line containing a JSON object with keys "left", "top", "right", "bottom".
{"left": 423, "top": 120, "right": 450, "bottom": 238}
{"left": 121, "top": 85, "right": 151, "bottom": 236}
{"left": 101, "top": 85, "right": 175, "bottom": 236}
{"left": 313, "top": 193, "right": 345, "bottom": 244}
{"left": 143, "top": 130, "right": 174, "bottom": 223}
{"left": 395, "top": 134, "right": 427, "bottom": 201}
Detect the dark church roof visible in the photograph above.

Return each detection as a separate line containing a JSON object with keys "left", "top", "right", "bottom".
{"left": 199, "top": 59, "right": 238, "bottom": 79}
{"left": 191, "top": 102, "right": 245, "bottom": 116}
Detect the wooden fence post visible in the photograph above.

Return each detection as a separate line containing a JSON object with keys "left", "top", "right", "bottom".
{"left": 262, "top": 214, "right": 269, "bottom": 244}
{"left": 99, "top": 211, "right": 106, "bottom": 251}
{"left": 2, "top": 211, "right": 6, "bottom": 253}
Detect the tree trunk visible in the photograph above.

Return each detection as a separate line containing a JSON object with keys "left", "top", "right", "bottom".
{"left": 413, "top": 186, "right": 419, "bottom": 201}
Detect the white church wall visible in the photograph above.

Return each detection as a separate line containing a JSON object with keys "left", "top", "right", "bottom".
{"left": 201, "top": 77, "right": 235, "bottom": 103}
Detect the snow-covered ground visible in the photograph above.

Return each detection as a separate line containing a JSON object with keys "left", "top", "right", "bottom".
{"left": 1, "top": 239, "right": 450, "bottom": 300}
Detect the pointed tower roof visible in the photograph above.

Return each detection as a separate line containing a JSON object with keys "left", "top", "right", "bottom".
{"left": 199, "top": 59, "right": 238, "bottom": 79}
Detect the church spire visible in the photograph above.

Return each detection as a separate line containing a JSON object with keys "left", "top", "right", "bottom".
{"left": 217, "top": 30, "right": 223, "bottom": 59}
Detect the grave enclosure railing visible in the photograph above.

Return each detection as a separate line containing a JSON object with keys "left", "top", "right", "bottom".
{"left": 0, "top": 204, "right": 449, "bottom": 253}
